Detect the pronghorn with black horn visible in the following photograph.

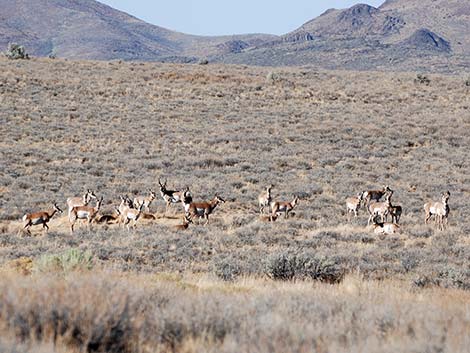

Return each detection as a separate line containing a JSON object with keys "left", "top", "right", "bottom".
{"left": 270, "top": 195, "right": 299, "bottom": 219}
{"left": 184, "top": 194, "right": 225, "bottom": 225}
{"left": 424, "top": 191, "right": 450, "bottom": 230}
{"left": 346, "top": 191, "right": 364, "bottom": 220}
{"left": 69, "top": 197, "right": 103, "bottom": 233}
{"left": 362, "top": 185, "right": 391, "bottom": 207}
{"left": 66, "top": 189, "right": 97, "bottom": 215}
{"left": 258, "top": 185, "right": 274, "bottom": 214}
{"left": 133, "top": 189, "right": 157, "bottom": 212}
{"left": 22, "top": 203, "right": 63, "bottom": 235}
{"left": 367, "top": 190, "right": 392, "bottom": 226}
{"left": 158, "top": 178, "right": 189, "bottom": 215}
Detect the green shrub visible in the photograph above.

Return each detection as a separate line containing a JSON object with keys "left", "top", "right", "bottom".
{"left": 4, "top": 43, "right": 29, "bottom": 60}
{"left": 34, "top": 248, "right": 94, "bottom": 273}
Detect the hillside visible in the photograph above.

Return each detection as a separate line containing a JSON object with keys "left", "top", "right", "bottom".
{"left": 0, "top": 0, "right": 275, "bottom": 61}
{"left": 1, "top": 0, "right": 469, "bottom": 71}
{"left": 217, "top": 0, "right": 470, "bottom": 72}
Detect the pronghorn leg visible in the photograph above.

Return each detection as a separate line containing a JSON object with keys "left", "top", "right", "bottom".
{"left": 424, "top": 212, "right": 431, "bottom": 224}
{"left": 43, "top": 223, "right": 49, "bottom": 232}
{"left": 23, "top": 222, "right": 32, "bottom": 235}
{"left": 204, "top": 214, "right": 209, "bottom": 226}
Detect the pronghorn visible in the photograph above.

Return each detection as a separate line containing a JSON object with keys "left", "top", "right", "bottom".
{"left": 66, "top": 189, "right": 97, "bottom": 214}
{"left": 133, "top": 189, "right": 157, "bottom": 212}
{"left": 389, "top": 203, "right": 403, "bottom": 224}
{"left": 372, "top": 221, "right": 401, "bottom": 235}
{"left": 22, "top": 203, "right": 63, "bottom": 234}
{"left": 362, "top": 185, "right": 391, "bottom": 206}
{"left": 270, "top": 195, "right": 299, "bottom": 219}
{"left": 158, "top": 178, "right": 189, "bottom": 214}
{"left": 258, "top": 185, "right": 274, "bottom": 214}
{"left": 69, "top": 197, "right": 103, "bottom": 233}
{"left": 173, "top": 214, "right": 193, "bottom": 230}
{"left": 95, "top": 208, "right": 121, "bottom": 225}
{"left": 424, "top": 191, "right": 450, "bottom": 230}
{"left": 346, "top": 192, "right": 364, "bottom": 219}
{"left": 185, "top": 195, "right": 225, "bottom": 225}
{"left": 120, "top": 203, "right": 144, "bottom": 231}
{"left": 367, "top": 191, "right": 392, "bottom": 226}
{"left": 259, "top": 214, "right": 278, "bottom": 222}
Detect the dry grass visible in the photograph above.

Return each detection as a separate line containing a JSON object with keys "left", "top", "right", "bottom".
{"left": 0, "top": 56, "right": 469, "bottom": 351}
{"left": 0, "top": 272, "right": 470, "bottom": 353}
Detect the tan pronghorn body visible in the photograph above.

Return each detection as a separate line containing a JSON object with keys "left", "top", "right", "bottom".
{"left": 173, "top": 214, "right": 193, "bottom": 230}
{"left": 69, "top": 197, "right": 103, "bottom": 233}
{"left": 346, "top": 192, "right": 364, "bottom": 219}
{"left": 133, "top": 189, "right": 156, "bottom": 212}
{"left": 258, "top": 185, "right": 274, "bottom": 214}
{"left": 362, "top": 186, "right": 391, "bottom": 206}
{"left": 259, "top": 214, "right": 278, "bottom": 222}
{"left": 270, "top": 196, "right": 299, "bottom": 219}
{"left": 95, "top": 208, "right": 121, "bottom": 225}
{"left": 120, "top": 204, "right": 144, "bottom": 231}
{"left": 22, "top": 203, "right": 63, "bottom": 234}
{"left": 367, "top": 191, "right": 392, "bottom": 226}
{"left": 186, "top": 195, "right": 225, "bottom": 225}
{"left": 373, "top": 222, "right": 401, "bottom": 235}
{"left": 66, "top": 189, "right": 97, "bottom": 214}
{"left": 424, "top": 191, "right": 450, "bottom": 230}
{"left": 159, "top": 178, "right": 188, "bottom": 214}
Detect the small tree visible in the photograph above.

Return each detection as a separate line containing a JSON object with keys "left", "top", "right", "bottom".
{"left": 5, "top": 43, "right": 29, "bottom": 60}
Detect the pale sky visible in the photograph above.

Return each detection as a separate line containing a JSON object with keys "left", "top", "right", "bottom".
{"left": 99, "top": 1, "right": 385, "bottom": 36}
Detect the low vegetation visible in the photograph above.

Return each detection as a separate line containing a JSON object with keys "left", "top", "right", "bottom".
{"left": 0, "top": 57, "right": 468, "bottom": 351}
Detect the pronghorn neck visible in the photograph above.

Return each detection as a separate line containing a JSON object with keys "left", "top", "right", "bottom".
{"left": 47, "top": 208, "right": 58, "bottom": 219}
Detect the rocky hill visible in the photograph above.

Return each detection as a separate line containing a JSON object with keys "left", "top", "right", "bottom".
{"left": 0, "top": 0, "right": 275, "bottom": 61}
{"left": 0, "top": 0, "right": 469, "bottom": 72}
{"left": 217, "top": 0, "right": 470, "bottom": 72}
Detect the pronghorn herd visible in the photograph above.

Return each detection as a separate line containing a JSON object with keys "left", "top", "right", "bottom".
{"left": 20, "top": 180, "right": 451, "bottom": 235}
{"left": 342, "top": 185, "right": 450, "bottom": 234}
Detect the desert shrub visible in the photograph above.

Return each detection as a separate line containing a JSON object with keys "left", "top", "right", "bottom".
{"left": 414, "top": 73, "right": 430, "bottom": 85}
{"left": 265, "top": 251, "right": 344, "bottom": 283}
{"left": 4, "top": 43, "right": 29, "bottom": 60}
{"left": 34, "top": 248, "right": 94, "bottom": 273}
{"left": 212, "top": 257, "right": 241, "bottom": 281}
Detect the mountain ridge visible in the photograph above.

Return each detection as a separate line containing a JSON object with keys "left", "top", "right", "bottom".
{"left": 0, "top": 0, "right": 469, "bottom": 72}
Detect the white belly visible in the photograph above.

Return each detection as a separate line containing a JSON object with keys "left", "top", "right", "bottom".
{"left": 77, "top": 211, "right": 89, "bottom": 219}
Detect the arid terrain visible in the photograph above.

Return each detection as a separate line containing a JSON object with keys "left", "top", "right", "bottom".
{"left": 0, "top": 57, "right": 469, "bottom": 352}
{"left": 1, "top": 0, "right": 470, "bottom": 72}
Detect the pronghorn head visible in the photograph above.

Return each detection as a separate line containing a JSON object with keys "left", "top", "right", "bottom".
{"left": 383, "top": 185, "right": 392, "bottom": 193}
{"left": 357, "top": 191, "right": 365, "bottom": 200}
{"left": 149, "top": 189, "right": 156, "bottom": 199}
{"left": 292, "top": 195, "right": 299, "bottom": 206}
{"left": 182, "top": 189, "right": 192, "bottom": 205}
{"left": 121, "top": 195, "right": 133, "bottom": 208}
{"left": 53, "top": 203, "right": 63, "bottom": 214}
{"left": 85, "top": 189, "right": 97, "bottom": 203}
{"left": 214, "top": 195, "right": 225, "bottom": 204}
{"left": 442, "top": 191, "right": 450, "bottom": 202}
{"left": 158, "top": 178, "right": 167, "bottom": 191}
